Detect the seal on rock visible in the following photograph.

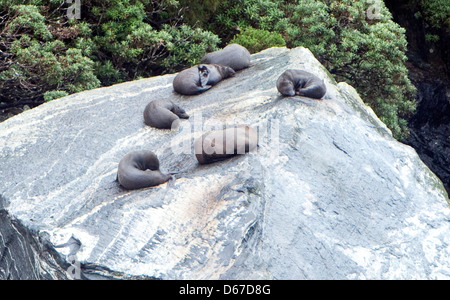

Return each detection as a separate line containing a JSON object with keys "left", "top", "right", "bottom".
{"left": 173, "top": 64, "right": 235, "bottom": 95}
{"left": 201, "top": 44, "right": 251, "bottom": 71}
{"left": 276, "top": 69, "right": 327, "bottom": 99}
{"left": 194, "top": 125, "right": 258, "bottom": 164}
{"left": 117, "top": 150, "right": 172, "bottom": 190}
{"left": 144, "top": 99, "right": 189, "bottom": 129}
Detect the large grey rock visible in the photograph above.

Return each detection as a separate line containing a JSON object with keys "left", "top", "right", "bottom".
{"left": 0, "top": 198, "right": 69, "bottom": 280}
{"left": 0, "top": 47, "right": 449, "bottom": 280}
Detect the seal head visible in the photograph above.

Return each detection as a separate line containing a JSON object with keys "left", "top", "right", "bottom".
{"left": 144, "top": 99, "right": 189, "bottom": 129}
{"left": 277, "top": 69, "right": 326, "bottom": 99}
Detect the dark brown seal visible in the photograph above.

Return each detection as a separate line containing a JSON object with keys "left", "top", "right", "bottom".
{"left": 276, "top": 69, "right": 327, "bottom": 99}
{"left": 173, "top": 64, "right": 235, "bottom": 95}
{"left": 194, "top": 125, "right": 258, "bottom": 164}
{"left": 201, "top": 44, "right": 251, "bottom": 71}
{"left": 144, "top": 99, "right": 189, "bottom": 129}
{"left": 117, "top": 150, "right": 172, "bottom": 190}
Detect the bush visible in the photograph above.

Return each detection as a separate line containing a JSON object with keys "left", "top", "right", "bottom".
{"left": 160, "top": 24, "right": 220, "bottom": 73}
{"left": 43, "top": 90, "right": 69, "bottom": 102}
{"left": 0, "top": 4, "right": 100, "bottom": 104}
{"left": 210, "top": 0, "right": 285, "bottom": 42}
{"left": 84, "top": 0, "right": 220, "bottom": 81}
{"left": 230, "top": 27, "right": 286, "bottom": 53}
{"left": 0, "top": 0, "right": 220, "bottom": 106}
{"left": 420, "top": 0, "right": 450, "bottom": 29}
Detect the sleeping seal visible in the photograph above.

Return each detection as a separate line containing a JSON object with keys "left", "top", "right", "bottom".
{"left": 194, "top": 125, "right": 258, "bottom": 164}
{"left": 173, "top": 64, "right": 235, "bottom": 95}
{"left": 201, "top": 44, "right": 251, "bottom": 71}
{"left": 117, "top": 150, "right": 172, "bottom": 190}
{"left": 276, "top": 69, "right": 327, "bottom": 99}
{"left": 144, "top": 99, "right": 189, "bottom": 129}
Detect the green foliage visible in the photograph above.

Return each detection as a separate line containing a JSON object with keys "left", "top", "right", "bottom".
{"left": 230, "top": 27, "right": 286, "bottom": 53}
{"left": 0, "top": 0, "right": 220, "bottom": 105}
{"left": 86, "top": 0, "right": 219, "bottom": 81}
{"left": 0, "top": 4, "right": 100, "bottom": 103}
{"left": 281, "top": 0, "right": 337, "bottom": 58}
{"left": 420, "top": 0, "right": 450, "bottom": 29}
{"left": 211, "top": 0, "right": 285, "bottom": 42}
{"left": 43, "top": 90, "right": 69, "bottom": 102}
{"left": 425, "top": 33, "right": 440, "bottom": 43}
{"left": 176, "top": 0, "right": 222, "bottom": 28}
{"left": 6, "top": 5, "right": 53, "bottom": 41}
{"left": 160, "top": 24, "right": 220, "bottom": 72}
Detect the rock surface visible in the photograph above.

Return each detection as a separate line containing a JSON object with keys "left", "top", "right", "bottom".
{"left": 1, "top": 47, "right": 449, "bottom": 280}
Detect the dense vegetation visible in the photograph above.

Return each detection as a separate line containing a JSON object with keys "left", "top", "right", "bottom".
{"left": 418, "top": 0, "right": 450, "bottom": 30}
{"left": 1, "top": 0, "right": 443, "bottom": 139}
{"left": 0, "top": 0, "right": 220, "bottom": 102}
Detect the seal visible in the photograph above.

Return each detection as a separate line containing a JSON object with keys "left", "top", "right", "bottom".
{"left": 117, "top": 150, "right": 172, "bottom": 190}
{"left": 194, "top": 125, "right": 258, "bottom": 164}
{"left": 144, "top": 99, "right": 189, "bottom": 129}
{"left": 173, "top": 64, "right": 235, "bottom": 95}
{"left": 276, "top": 69, "right": 327, "bottom": 99}
{"left": 201, "top": 44, "right": 251, "bottom": 71}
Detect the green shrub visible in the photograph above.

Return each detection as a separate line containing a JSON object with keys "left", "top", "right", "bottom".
{"left": 420, "top": 0, "right": 450, "bottom": 29}
{"left": 0, "top": 0, "right": 220, "bottom": 105}
{"left": 160, "top": 24, "right": 221, "bottom": 73}
{"left": 43, "top": 90, "right": 69, "bottom": 102}
{"left": 0, "top": 4, "right": 100, "bottom": 103}
{"left": 230, "top": 27, "right": 286, "bottom": 53}
{"left": 210, "top": 0, "right": 285, "bottom": 42}
{"left": 86, "top": 0, "right": 220, "bottom": 81}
